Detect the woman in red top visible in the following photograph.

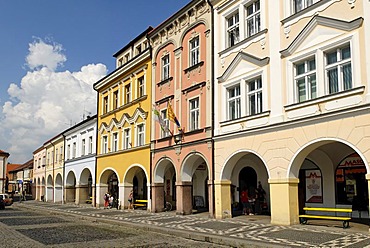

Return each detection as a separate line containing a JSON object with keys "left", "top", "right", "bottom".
{"left": 241, "top": 189, "right": 249, "bottom": 215}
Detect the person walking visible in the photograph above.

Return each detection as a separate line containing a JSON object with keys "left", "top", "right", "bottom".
{"left": 241, "top": 188, "right": 249, "bottom": 215}
{"left": 103, "top": 192, "right": 110, "bottom": 209}
{"left": 128, "top": 190, "right": 133, "bottom": 210}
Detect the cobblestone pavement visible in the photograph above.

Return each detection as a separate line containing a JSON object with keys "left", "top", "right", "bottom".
{"left": 10, "top": 201, "right": 370, "bottom": 247}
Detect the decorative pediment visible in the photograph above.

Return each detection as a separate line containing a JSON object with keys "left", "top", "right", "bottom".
{"left": 281, "top": 16, "right": 363, "bottom": 57}
{"left": 99, "top": 107, "right": 148, "bottom": 133}
{"left": 218, "top": 52, "right": 269, "bottom": 83}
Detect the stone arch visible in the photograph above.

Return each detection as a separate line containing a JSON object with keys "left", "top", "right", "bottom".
{"left": 65, "top": 171, "right": 76, "bottom": 203}
{"left": 181, "top": 152, "right": 209, "bottom": 182}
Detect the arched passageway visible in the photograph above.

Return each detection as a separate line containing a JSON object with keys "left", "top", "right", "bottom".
{"left": 55, "top": 174, "right": 63, "bottom": 203}
{"left": 65, "top": 171, "right": 76, "bottom": 203}
{"left": 46, "top": 175, "right": 53, "bottom": 202}
{"left": 79, "top": 168, "right": 93, "bottom": 205}
{"left": 124, "top": 165, "right": 149, "bottom": 210}
{"left": 98, "top": 169, "right": 119, "bottom": 208}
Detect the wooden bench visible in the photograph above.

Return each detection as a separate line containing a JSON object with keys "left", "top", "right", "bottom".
{"left": 299, "top": 207, "right": 352, "bottom": 228}
{"left": 133, "top": 199, "right": 148, "bottom": 209}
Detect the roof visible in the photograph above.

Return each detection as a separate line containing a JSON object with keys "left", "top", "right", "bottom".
{"left": 0, "top": 150, "right": 10, "bottom": 157}
{"left": 7, "top": 159, "right": 33, "bottom": 173}
{"left": 6, "top": 163, "right": 22, "bottom": 174}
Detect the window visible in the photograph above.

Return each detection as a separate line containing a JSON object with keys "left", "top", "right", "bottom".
{"left": 125, "top": 84, "right": 131, "bottom": 104}
{"left": 293, "top": 0, "right": 314, "bottom": 13}
{"left": 136, "top": 44, "right": 142, "bottom": 55}
{"left": 103, "top": 96, "right": 108, "bottom": 114}
{"left": 162, "top": 55, "right": 170, "bottom": 80}
{"left": 89, "top": 136, "right": 93, "bottom": 154}
{"left": 60, "top": 146, "right": 63, "bottom": 160}
{"left": 189, "top": 98, "right": 200, "bottom": 131}
{"left": 72, "top": 142, "right": 76, "bottom": 158}
{"left": 102, "top": 136, "right": 108, "bottom": 154}
{"left": 161, "top": 109, "right": 170, "bottom": 138}
{"left": 227, "top": 12, "right": 239, "bottom": 47}
{"left": 295, "top": 58, "right": 317, "bottom": 102}
{"left": 227, "top": 85, "right": 241, "bottom": 120}
{"left": 82, "top": 139, "right": 86, "bottom": 156}
{"left": 123, "top": 128, "right": 131, "bottom": 149}
{"left": 247, "top": 77, "right": 263, "bottom": 115}
{"left": 125, "top": 53, "right": 130, "bottom": 63}
{"left": 112, "top": 133, "right": 118, "bottom": 152}
{"left": 67, "top": 145, "right": 70, "bottom": 160}
{"left": 246, "top": 1, "right": 260, "bottom": 37}
{"left": 136, "top": 124, "right": 145, "bottom": 146}
{"left": 113, "top": 90, "right": 119, "bottom": 109}
{"left": 55, "top": 148, "right": 58, "bottom": 163}
{"left": 138, "top": 76, "right": 145, "bottom": 98}
{"left": 189, "top": 37, "right": 200, "bottom": 66}
{"left": 325, "top": 45, "right": 352, "bottom": 94}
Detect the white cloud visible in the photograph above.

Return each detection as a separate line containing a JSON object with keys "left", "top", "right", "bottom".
{"left": 0, "top": 38, "right": 107, "bottom": 163}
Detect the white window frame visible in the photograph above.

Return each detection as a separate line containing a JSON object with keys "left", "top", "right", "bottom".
{"left": 292, "top": 0, "right": 316, "bottom": 14}
{"left": 81, "top": 139, "right": 86, "bottom": 156}
{"left": 67, "top": 145, "right": 70, "bottom": 160}
{"left": 227, "top": 84, "right": 241, "bottom": 120}
{"left": 103, "top": 95, "right": 109, "bottom": 114}
{"left": 162, "top": 55, "right": 170, "bottom": 80}
{"left": 72, "top": 142, "right": 76, "bottom": 158}
{"left": 123, "top": 128, "right": 131, "bottom": 150}
{"left": 325, "top": 45, "right": 352, "bottom": 95}
{"left": 189, "top": 97, "right": 200, "bottom": 131}
{"left": 226, "top": 12, "right": 240, "bottom": 48}
{"left": 136, "top": 123, "right": 145, "bottom": 147}
{"left": 89, "top": 136, "right": 93, "bottom": 154}
{"left": 113, "top": 90, "right": 119, "bottom": 109}
{"left": 161, "top": 109, "right": 170, "bottom": 138}
{"left": 102, "top": 136, "right": 108, "bottom": 154}
{"left": 125, "top": 84, "right": 131, "bottom": 104}
{"left": 245, "top": 0, "right": 261, "bottom": 37}
{"left": 138, "top": 76, "right": 145, "bottom": 98}
{"left": 294, "top": 57, "right": 317, "bottom": 102}
{"left": 189, "top": 36, "right": 200, "bottom": 67}
{"left": 246, "top": 77, "right": 263, "bottom": 115}
{"left": 112, "top": 132, "right": 118, "bottom": 152}
{"left": 55, "top": 148, "right": 58, "bottom": 163}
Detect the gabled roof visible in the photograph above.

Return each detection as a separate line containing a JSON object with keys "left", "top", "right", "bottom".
{"left": 281, "top": 16, "right": 363, "bottom": 57}
{"left": 0, "top": 149, "right": 10, "bottom": 157}
{"left": 218, "top": 52, "right": 269, "bottom": 83}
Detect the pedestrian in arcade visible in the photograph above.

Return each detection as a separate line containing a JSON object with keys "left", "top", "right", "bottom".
{"left": 103, "top": 192, "right": 110, "bottom": 209}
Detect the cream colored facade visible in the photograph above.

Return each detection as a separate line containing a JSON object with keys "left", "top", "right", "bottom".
{"left": 33, "top": 146, "right": 46, "bottom": 201}
{"left": 44, "top": 134, "right": 64, "bottom": 203}
{"left": 211, "top": 0, "right": 370, "bottom": 225}
{"left": 0, "top": 150, "right": 10, "bottom": 194}
{"left": 94, "top": 27, "right": 153, "bottom": 209}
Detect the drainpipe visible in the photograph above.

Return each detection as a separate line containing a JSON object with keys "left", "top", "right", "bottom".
{"left": 206, "top": 0, "right": 216, "bottom": 218}
{"left": 94, "top": 91, "right": 99, "bottom": 208}
{"left": 62, "top": 134, "right": 66, "bottom": 204}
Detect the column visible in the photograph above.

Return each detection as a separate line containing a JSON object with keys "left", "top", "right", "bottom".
{"left": 151, "top": 183, "right": 164, "bottom": 212}
{"left": 176, "top": 181, "right": 192, "bottom": 215}
{"left": 214, "top": 180, "right": 231, "bottom": 219}
{"left": 269, "top": 178, "right": 299, "bottom": 225}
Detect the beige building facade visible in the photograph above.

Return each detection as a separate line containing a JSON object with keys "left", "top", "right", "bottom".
{"left": 211, "top": 0, "right": 370, "bottom": 225}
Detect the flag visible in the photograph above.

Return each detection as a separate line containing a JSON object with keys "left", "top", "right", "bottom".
{"left": 152, "top": 105, "right": 170, "bottom": 133}
{"left": 167, "top": 101, "right": 182, "bottom": 132}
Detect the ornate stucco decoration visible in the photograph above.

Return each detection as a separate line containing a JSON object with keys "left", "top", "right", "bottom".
{"left": 348, "top": 0, "right": 356, "bottom": 8}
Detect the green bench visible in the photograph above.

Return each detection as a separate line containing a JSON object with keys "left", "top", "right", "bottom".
{"left": 133, "top": 199, "right": 148, "bottom": 209}
{"left": 299, "top": 207, "right": 352, "bottom": 228}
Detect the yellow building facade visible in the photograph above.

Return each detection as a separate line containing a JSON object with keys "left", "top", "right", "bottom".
{"left": 94, "top": 27, "right": 153, "bottom": 209}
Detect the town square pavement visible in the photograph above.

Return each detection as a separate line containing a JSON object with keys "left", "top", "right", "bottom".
{"left": 6, "top": 201, "right": 370, "bottom": 247}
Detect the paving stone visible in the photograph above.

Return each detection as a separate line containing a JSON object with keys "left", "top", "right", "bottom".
{"left": 0, "top": 216, "right": 68, "bottom": 226}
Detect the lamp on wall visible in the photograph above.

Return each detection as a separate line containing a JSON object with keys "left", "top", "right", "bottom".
{"left": 173, "top": 133, "right": 182, "bottom": 144}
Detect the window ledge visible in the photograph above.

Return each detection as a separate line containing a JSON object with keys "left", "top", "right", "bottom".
{"left": 220, "top": 111, "right": 270, "bottom": 127}
{"left": 284, "top": 86, "right": 365, "bottom": 111}
{"left": 100, "top": 95, "right": 148, "bottom": 118}
{"left": 184, "top": 61, "right": 204, "bottom": 74}
{"left": 157, "top": 77, "right": 173, "bottom": 87}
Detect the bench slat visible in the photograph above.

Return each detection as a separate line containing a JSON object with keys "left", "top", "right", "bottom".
{"left": 299, "top": 215, "right": 351, "bottom": 221}
{"left": 135, "top": 200, "right": 148, "bottom": 203}
{"left": 303, "top": 207, "right": 352, "bottom": 213}
{"left": 133, "top": 204, "right": 146, "bottom": 207}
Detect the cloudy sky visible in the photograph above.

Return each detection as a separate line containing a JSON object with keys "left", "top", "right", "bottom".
{"left": 0, "top": 1, "right": 188, "bottom": 163}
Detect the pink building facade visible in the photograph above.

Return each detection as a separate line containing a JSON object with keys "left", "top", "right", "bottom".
{"left": 149, "top": 0, "right": 214, "bottom": 216}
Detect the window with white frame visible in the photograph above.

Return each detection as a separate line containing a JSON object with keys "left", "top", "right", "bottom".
{"left": 294, "top": 58, "right": 317, "bottom": 102}
{"left": 246, "top": 1, "right": 260, "bottom": 37}
{"left": 125, "top": 84, "right": 131, "bottom": 104}
{"left": 189, "top": 37, "right": 200, "bottom": 66}
{"left": 189, "top": 98, "right": 200, "bottom": 131}
{"left": 227, "top": 85, "right": 241, "bottom": 120}
{"left": 112, "top": 132, "right": 118, "bottom": 152}
{"left": 247, "top": 77, "right": 263, "bottom": 115}
{"left": 72, "top": 142, "right": 76, "bottom": 158}
{"left": 67, "top": 145, "right": 70, "bottom": 160}
{"left": 102, "top": 136, "right": 108, "bottom": 154}
{"left": 325, "top": 45, "right": 352, "bottom": 94}
{"left": 56, "top": 148, "right": 58, "bottom": 163}
{"left": 161, "top": 109, "right": 170, "bottom": 138}
{"left": 113, "top": 90, "right": 119, "bottom": 109}
{"left": 123, "top": 128, "right": 131, "bottom": 149}
{"left": 162, "top": 55, "right": 170, "bottom": 80}
{"left": 138, "top": 76, "right": 145, "bottom": 98}
{"left": 103, "top": 96, "right": 108, "bottom": 114}
{"left": 89, "top": 136, "right": 93, "bottom": 154}
{"left": 82, "top": 139, "right": 86, "bottom": 156}
{"left": 293, "top": 0, "right": 316, "bottom": 13}
{"left": 136, "top": 124, "right": 145, "bottom": 147}
{"left": 227, "top": 12, "right": 239, "bottom": 47}
{"left": 60, "top": 146, "right": 63, "bottom": 160}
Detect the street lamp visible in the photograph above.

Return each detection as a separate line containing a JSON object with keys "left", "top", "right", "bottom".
{"left": 173, "top": 133, "right": 182, "bottom": 144}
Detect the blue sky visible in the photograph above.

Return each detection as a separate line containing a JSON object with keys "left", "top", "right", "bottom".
{"left": 0, "top": 1, "right": 188, "bottom": 163}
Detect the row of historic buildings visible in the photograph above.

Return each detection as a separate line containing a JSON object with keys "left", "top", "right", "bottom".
{"left": 5, "top": 0, "right": 370, "bottom": 226}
